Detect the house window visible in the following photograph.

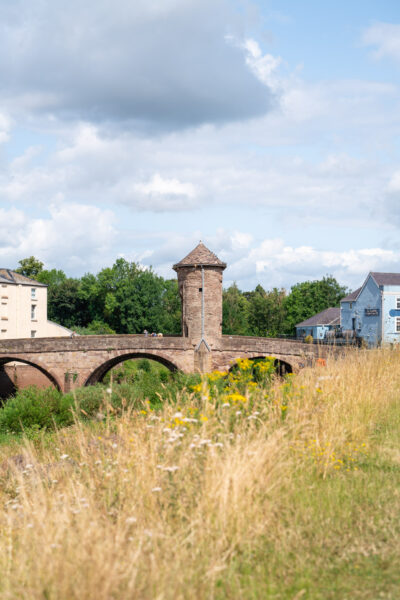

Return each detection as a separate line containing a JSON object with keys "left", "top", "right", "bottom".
{"left": 31, "top": 288, "right": 36, "bottom": 299}
{"left": 396, "top": 297, "right": 400, "bottom": 310}
{"left": 31, "top": 330, "right": 36, "bottom": 338}
{"left": 1, "top": 285, "right": 6, "bottom": 288}
{"left": 396, "top": 318, "right": 400, "bottom": 333}
{"left": 349, "top": 303, "right": 353, "bottom": 309}
{"left": 31, "top": 305, "right": 36, "bottom": 320}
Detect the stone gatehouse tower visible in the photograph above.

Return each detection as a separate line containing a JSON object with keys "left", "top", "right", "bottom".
{"left": 173, "top": 242, "right": 226, "bottom": 363}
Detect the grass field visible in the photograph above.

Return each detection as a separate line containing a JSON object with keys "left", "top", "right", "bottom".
{"left": 0, "top": 349, "right": 399, "bottom": 599}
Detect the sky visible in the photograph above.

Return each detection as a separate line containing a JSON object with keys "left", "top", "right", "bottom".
{"left": 1, "top": 0, "right": 400, "bottom": 291}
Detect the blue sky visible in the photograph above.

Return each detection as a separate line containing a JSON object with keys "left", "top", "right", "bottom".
{"left": 1, "top": 0, "right": 400, "bottom": 291}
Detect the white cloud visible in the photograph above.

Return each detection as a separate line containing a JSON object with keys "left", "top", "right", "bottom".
{"left": 222, "top": 236, "right": 400, "bottom": 290}
{"left": 0, "top": 203, "right": 116, "bottom": 272}
{"left": 243, "top": 38, "right": 282, "bottom": 90}
{"left": 362, "top": 22, "right": 400, "bottom": 63}
{"left": 131, "top": 174, "right": 198, "bottom": 211}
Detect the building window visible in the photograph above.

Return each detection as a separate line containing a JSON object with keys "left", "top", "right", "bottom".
{"left": 396, "top": 318, "right": 400, "bottom": 333}
{"left": 1, "top": 285, "right": 6, "bottom": 288}
{"left": 349, "top": 303, "right": 353, "bottom": 309}
{"left": 31, "top": 288, "right": 36, "bottom": 299}
{"left": 31, "top": 305, "right": 36, "bottom": 320}
{"left": 396, "top": 297, "right": 400, "bottom": 310}
{"left": 31, "top": 330, "right": 36, "bottom": 338}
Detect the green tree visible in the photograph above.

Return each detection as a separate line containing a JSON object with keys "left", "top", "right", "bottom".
{"left": 222, "top": 283, "right": 250, "bottom": 335}
{"left": 37, "top": 268, "right": 67, "bottom": 290}
{"left": 15, "top": 256, "right": 44, "bottom": 278}
{"left": 247, "top": 285, "right": 287, "bottom": 337}
{"left": 159, "top": 279, "right": 181, "bottom": 335}
{"left": 284, "top": 276, "right": 347, "bottom": 335}
{"left": 47, "top": 278, "right": 87, "bottom": 328}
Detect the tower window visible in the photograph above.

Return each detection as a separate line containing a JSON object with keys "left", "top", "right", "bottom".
{"left": 199, "top": 288, "right": 202, "bottom": 292}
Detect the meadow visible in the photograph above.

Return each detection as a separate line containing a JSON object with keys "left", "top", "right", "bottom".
{"left": 0, "top": 349, "right": 399, "bottom": 599}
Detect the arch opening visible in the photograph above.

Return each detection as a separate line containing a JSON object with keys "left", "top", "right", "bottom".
{"left": 0, "top": 358, "right": 61, "bottom": 401}
{"left": 85, "top": 352, "right": 179, "bottom": 387}
{"left": 229, "top": 356, "right": 293, "bottom": 378}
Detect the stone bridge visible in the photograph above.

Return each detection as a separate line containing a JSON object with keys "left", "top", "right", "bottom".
{"left": 0, "top": 333, "right": 333, "bottom": 393}
{"left": 0, "top": 242, "right": 341, "bottom": 395}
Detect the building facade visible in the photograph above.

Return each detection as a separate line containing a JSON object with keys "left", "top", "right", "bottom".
{"left": 296, "top": 307, "right": 340, "bottom": 340}
{"left": 340, "top": 272, "right": 400, "bottom": 347}
{"left": 0, "top": 269, "right": 71, "bottom": 339}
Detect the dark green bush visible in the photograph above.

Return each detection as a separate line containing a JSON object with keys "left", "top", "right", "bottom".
{"left": 0, "top": 365, "right": 202, "bottom": 434}
{"left": 0, "top": 387, "right": 74, "bottom": 433}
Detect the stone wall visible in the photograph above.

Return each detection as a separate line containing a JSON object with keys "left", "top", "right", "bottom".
{"left": 176, "top": 266, "right": 224, "bottom": 343}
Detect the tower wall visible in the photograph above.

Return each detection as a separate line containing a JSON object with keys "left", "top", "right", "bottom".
{"left": 176, "top": 266, "right": 224, "bottom": 344}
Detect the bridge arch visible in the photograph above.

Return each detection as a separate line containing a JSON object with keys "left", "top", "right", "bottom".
{"left": 227, "top": 355, "right": 294, "bottom": 376}
{"left": 0, "top": 356, "right": 62, "bottom": 397}
{"left": 84, "top": 351, "right": 180, "bottom": 387}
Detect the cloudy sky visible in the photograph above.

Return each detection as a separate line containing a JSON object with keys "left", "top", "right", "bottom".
{"left": 1, "top": 0, "right": 400, "bottom": 291}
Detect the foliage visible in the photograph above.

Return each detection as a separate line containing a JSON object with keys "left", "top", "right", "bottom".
{"left": 0, "top": 359, "right": 200, "bottom": 433}
{"left": 74, "top": 321, "right": 116, "bottom": 335}
{"left": 284, "top": 276, "right": 347, "bottom": 335}
{"left": 246, "top": 285, "right": 287, "bottom": 337}
{"left": 222, "top": 283, "right": 250, "bottom": 335}
{"left": 15, "top": 256, "right": 347, "bottom": 338}
{"left": 0, "top": 387, "right": 74, "bottom": 433}
{"left": 15, "top": 256, "right": 44, "bottom": 278}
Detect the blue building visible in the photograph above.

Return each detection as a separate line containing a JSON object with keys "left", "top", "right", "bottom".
{"left": 296, "top": 307, "right": 340, "bottom": 340}
{"left": 340, "top": 272, "right": 400, "bottom": 347}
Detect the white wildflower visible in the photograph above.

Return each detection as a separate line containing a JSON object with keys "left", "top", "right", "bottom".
{"left": 163, "top": 466, "right": 179, "bottom": 473}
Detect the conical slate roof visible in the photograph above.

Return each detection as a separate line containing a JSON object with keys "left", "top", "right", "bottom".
{"left": 173, "top": 242, "right": 226, "bottom": 270}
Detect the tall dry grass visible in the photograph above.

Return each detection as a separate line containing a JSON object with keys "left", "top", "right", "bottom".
{"left": 0, "top": 348, "right": 399, "bottom": 599}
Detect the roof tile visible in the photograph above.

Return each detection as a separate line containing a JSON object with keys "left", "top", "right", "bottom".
{"left": 0, "top": 269, "right": 46, "bottom": 287}
{"left": 296, "top": 307, "right": 340, "bottom": 328}
{"left": 173, "top": 242, "right": 226, "bottom": 269}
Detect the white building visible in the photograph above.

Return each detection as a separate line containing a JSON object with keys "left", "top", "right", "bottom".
{"left": 0, "top": 269, "right": 71, "bottom": 339}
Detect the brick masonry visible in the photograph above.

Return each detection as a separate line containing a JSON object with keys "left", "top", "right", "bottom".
{"left": 0, "top": 244, "right": 340, "bottom": 394}
{"left": 0, "top": 334, "right": 335, "bottom": 393}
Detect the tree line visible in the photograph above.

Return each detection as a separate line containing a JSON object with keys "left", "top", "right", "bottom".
{"left": 16, "top": 256, "right": 347, "bottom": 337}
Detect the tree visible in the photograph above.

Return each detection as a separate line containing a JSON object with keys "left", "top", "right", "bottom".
{"left": 37, "top": 268, "right": 67, "bottom": 290}
{"left": 222, "top": 283, "right": 250, "bottom": 335}
{"left": 159, "top": 279, "right": 181, "bottom": 335}
{"left": 247, "top": 286, "right": 287, "bottom": 337}
{"left": 47, "top": 278, "right": 87, "bottom": 328}
{"left": 15, "top": 256, "right": 44, "bottom": 278}
{"left": 284, "top": 276, "right": 347, "bottom": 335}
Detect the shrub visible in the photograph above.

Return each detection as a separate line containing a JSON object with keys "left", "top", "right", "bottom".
{"left": 0, "top": 387, "right": 74, "bottom": 433}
